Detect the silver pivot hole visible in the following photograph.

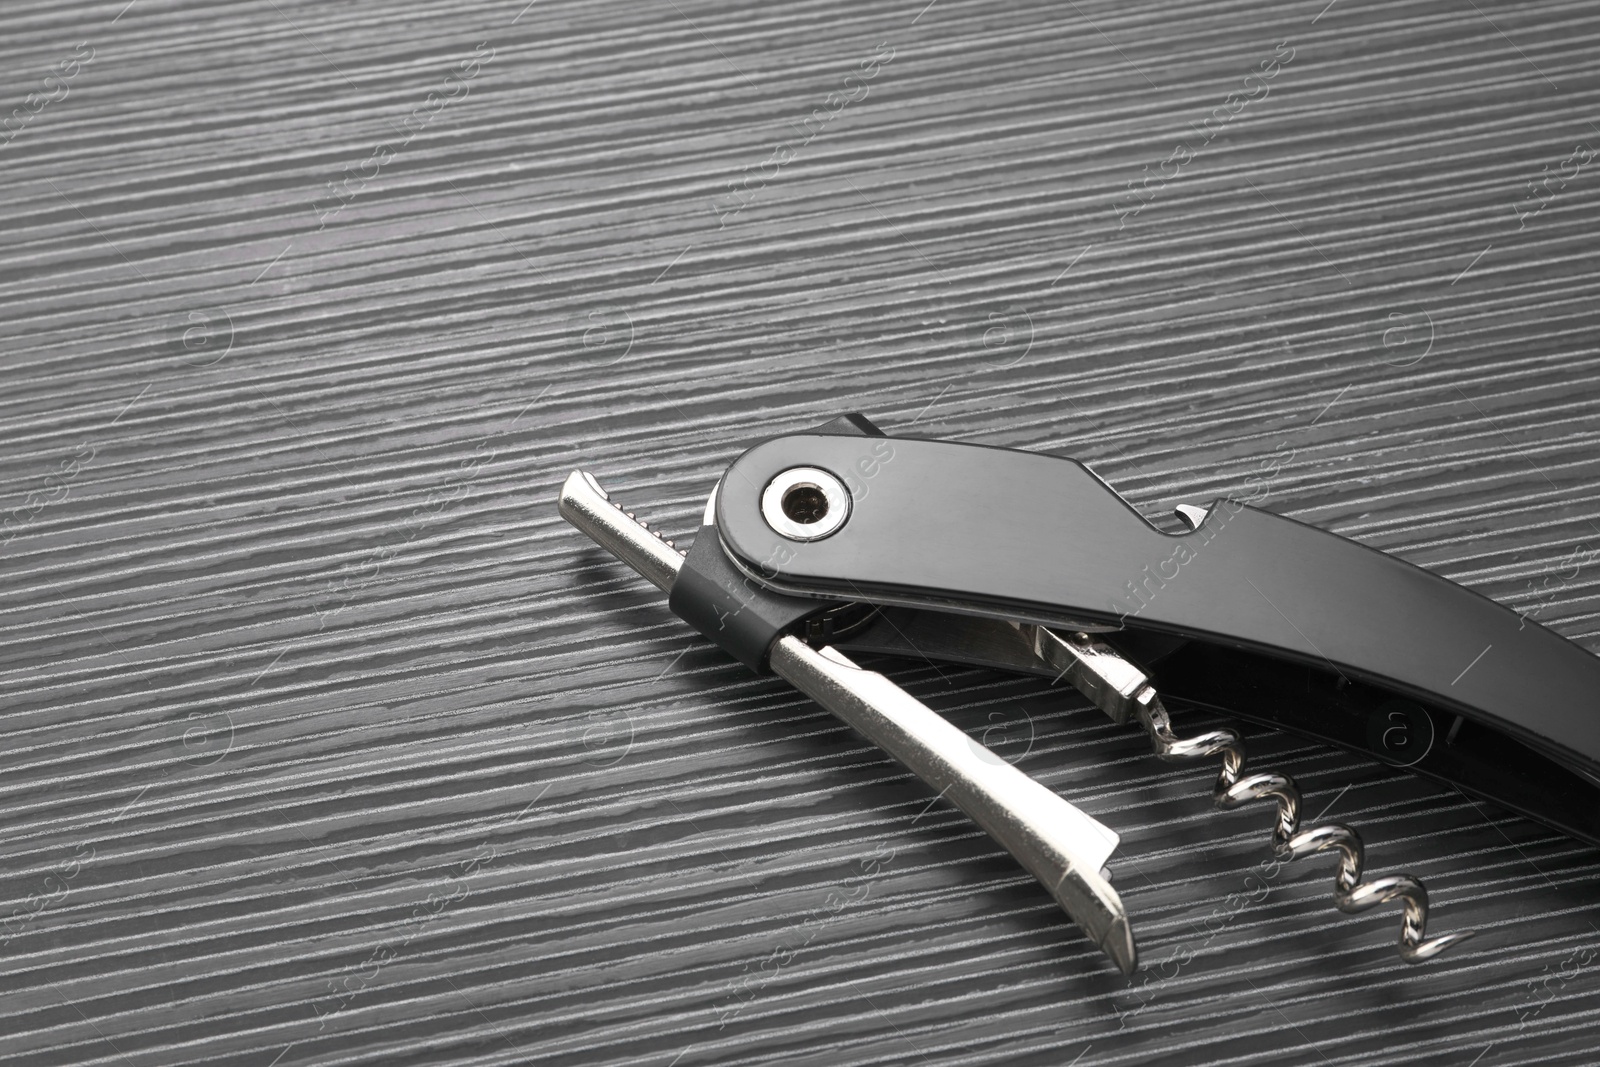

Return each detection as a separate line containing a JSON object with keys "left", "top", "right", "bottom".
{"left": 761, "top": 466, "right": 850, "bottom": 541}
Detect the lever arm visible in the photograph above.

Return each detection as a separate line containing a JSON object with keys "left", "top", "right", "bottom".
{"left": 558, "top": 471, "right": 1136, "bottom": 973}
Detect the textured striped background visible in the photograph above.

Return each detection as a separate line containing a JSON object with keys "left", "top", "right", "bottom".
{"left": 2, "top": 0, "right": 1599, "bottom": 1063}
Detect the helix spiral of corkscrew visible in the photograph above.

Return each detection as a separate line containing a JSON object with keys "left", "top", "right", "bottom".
{"left": 1136, "top": 693, "right": 1475, "bottom": 962}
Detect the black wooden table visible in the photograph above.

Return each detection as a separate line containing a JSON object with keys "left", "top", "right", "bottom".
{"left": 3, "top": 0, "right": 1598, "bottom": 1063}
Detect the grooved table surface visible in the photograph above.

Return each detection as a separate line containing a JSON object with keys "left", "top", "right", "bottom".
{"left": 2, "top": 0, "right": 1599, "bottom": 1064}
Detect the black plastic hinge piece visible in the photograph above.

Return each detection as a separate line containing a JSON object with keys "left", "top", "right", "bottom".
{"left": 669, "top": 529, "right": 828, "bottom": 671}
{"left": 666, "top": 413, "right": 883, "bottom": 670}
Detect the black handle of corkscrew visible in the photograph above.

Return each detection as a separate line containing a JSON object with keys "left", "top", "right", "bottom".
{"left": 705, "top": 416, "right": 1600, "bottom": 848}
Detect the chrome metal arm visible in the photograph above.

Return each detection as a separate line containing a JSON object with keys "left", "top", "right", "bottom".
{"left": 769, "top": 637, "right": 1132, "bottom": 972}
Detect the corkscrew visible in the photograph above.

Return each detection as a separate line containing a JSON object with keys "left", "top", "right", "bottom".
{"left": 559, "top": 412, "right": 1600, "bottom": 973}
{"left": 1036, "top": 626, "right": 1473, "bottom": 962}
